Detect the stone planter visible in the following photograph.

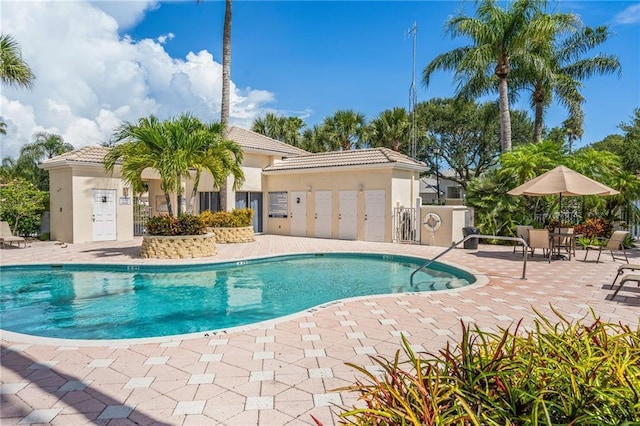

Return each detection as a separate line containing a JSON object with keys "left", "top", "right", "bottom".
{"left": 140, "top": 233, "right": 217, "bottom": 259}
{"left": 206, "top": 226, "right": 255, "bottom": 243}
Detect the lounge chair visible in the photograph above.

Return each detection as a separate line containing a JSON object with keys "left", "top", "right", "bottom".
{"left": 611, "top": 263, "right": 640, "bottom": 287}
{"left": 0, "top": 221, "right": 26, "bottom": 248}
{"left": 583, "top": 230, "right": 629, "bottom": 264}
{"left": 528, "top": 229, "right": 551, "bottom": 263}
{"left": 611, "top": 273, "right": 640, "bottom": 299}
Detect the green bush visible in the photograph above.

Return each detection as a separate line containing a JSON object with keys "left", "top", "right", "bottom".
{"left": 574, "top": 217, "right": 614, "bottom": 240}
{"left": 199, "top": 208, "right": 254, "bottom": 228}
{"left": 38, "top": 232, "right": 50, "bottom": 241}
{"left": 145, "top": 214, "right": 205, "bottom": 236}
{"left": 333, "top": 308, "right": 640, "bottom": 425}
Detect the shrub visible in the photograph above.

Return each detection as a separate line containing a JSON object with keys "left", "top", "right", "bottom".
{"left": 145, "top": 214, "right": 205, "bottom": 236}
{"left": 199, "top": 208, "right": 254, "bottom": 228}
{"left": 574, "top": 217, "right": 614, "bottom": 240}
{"left": 333, "top": 308, "right": 640, "bottom": 425}
{"left": 38, "top": 232, "right": 50, "bottom": 241}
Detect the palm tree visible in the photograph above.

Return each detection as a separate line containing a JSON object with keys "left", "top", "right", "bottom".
{"left": 104, "top": 114, "right": 244, "bottom": 217}
{"left": 252, "top": 113, "right": 306, "bottom": 146}
{"left": 422, "top": 0, "right": 553, "bottom": 152}
{"left": 0, "top": 121, "right": 6, "bottom": 135}
{"left": 321, "top": 110, "right": 367, "bottom": 151}
{"left": 0, "top": 34, "right": 35, "bottom": 89}
{"left": 513, "top": 25, "right": 621, "bottom": 142}
{"left": 368, "top": 108, "right": 411, "bottom": 152}
{"left": 16, "top": 132, "right": 73, "bottom": 190}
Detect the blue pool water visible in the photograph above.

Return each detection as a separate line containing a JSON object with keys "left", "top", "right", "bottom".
{"left": 0, "top": 253, "right": 475, "bottom": 340}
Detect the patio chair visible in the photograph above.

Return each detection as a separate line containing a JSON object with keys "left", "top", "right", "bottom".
{"left": 513, "top": 225, "right": 533, "bottom": 255}
{"left": 528, "top": 228, "right": 551, "bottom": 263}
{"left": 0, "top": 221, "right": 26, "bottom": 248}
{"left": 583, "top": 230, "right": 629, "bottom": 264}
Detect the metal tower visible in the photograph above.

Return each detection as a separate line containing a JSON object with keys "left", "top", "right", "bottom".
{"left": 406, "top": 22, "right": 418, "bottom": 159}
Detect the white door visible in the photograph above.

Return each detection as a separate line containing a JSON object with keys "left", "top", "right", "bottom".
{"left": 314, "top": 191, "right": 332, "bottom": 238}
{"left": 290, "top": 191, "right": 307, "bottom": 237}
{"left": 365, "top": 190, "right": 386, "bottom": 242}
{"left": 339, "top": 191, "right": 357, "bottom": 240}
{"left": 92, "top": 189, "right": 117, "bottom": 241}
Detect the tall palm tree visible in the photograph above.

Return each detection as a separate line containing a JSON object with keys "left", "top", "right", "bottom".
{"left": 513, "top": 25, "right": 621, "bottom": 142}
{"left": 0, "top": 34, "right": 35, "bottom": 89}
{"left": 104, "top": 114, "right": 244, "bottom": 217}
{"left": 422, "top": 0, "right": 553, "bottom": 152}
{"left": 368, "top": 107, "right": 411, "bottom": 152}
{"left": 219, "top": 0, "right": 233, "bottom": 211}
{"left": 321, "top": 110, "right": 367, "bottom": 151}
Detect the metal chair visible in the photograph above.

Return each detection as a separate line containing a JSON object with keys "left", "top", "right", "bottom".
{"left": 583, "top": 230, "right": 629, "bottom": 263}
{"left": 513, "top": 225, "right": 533, "bottom": 255}
{"left": 528, "top": 229, "right": 551, "bottom": 263}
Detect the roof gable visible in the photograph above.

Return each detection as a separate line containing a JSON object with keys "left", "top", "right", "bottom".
{"left": 227, "top": 126, "right": 309, "bottom": 157}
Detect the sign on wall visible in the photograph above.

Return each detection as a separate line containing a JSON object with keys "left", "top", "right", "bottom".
{"left": 268, "top": 191, "right": 288, "bottom": 218}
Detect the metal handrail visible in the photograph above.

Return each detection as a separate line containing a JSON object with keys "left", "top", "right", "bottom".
{"left": 410, "top": 235, "right": 529, "bottom": 287}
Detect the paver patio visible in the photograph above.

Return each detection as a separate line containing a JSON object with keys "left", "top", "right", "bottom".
{"left": 1, "top": 235, "right": 638, "bottom": 425}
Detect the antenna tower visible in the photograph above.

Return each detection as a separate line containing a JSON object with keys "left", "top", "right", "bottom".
{"left": 406, "top": 22, "right": 418, "bottom": 159}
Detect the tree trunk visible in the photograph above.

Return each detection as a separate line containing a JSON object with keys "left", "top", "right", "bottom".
{"left": 221, "top": 0, "right": 232, "bottom": 127}
{"left": 497, "top": 75, "right": 512, "bottom": 152}
{"left": 220, "top": 0, "right": 232, "bottom": 210}
{"left": 533, "top": 101, "right": 544, "bottom": 143}
{"left": 164, "top": 191, "right": 174, "bottom": 217}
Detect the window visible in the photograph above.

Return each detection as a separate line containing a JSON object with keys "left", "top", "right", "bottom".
{"left": 199, "top": 192, "right": 220, "bottom": 213}
{"left": 236, "top": 192, "right": 263, "bottom": 232}
{"left": 447, "top": 186, "right": 462, "bottom": 199}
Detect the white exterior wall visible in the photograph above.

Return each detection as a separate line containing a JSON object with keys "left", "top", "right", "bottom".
{"left": 48, "top": 165, "right": 133, "bottom": 243}
{"left": 263, "top": 167, "right": 421, "bottom": 243}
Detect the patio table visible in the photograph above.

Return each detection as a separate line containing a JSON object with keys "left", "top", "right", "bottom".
{"left": 550, "top": 232, "right": 582, "bottom": 261}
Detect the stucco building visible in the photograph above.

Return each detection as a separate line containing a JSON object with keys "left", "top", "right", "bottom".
{"left": 40, "top": 127, "right": 429, "bottom": 244}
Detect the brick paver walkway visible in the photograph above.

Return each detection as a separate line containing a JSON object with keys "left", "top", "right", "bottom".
{"left": 1, "top": 235, "right": 638, "bottom": 425}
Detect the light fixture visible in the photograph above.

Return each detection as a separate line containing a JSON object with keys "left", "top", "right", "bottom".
{"left": 307, "top": 185, "right": 312, "bottom": 193}
{"left": 358, "top": 184, "right": 364, "bottom": 193}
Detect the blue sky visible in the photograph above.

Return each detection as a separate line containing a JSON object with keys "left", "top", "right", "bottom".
{"left": 129, "top": 1, "right": 640, "bottom": 146}
{"left": 1, "top": 1, "right": 638, "bottom": 159}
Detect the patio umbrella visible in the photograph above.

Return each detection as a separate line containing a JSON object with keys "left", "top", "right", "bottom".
{"left": 507, "top": 165, "right": 619, "bottom": 221}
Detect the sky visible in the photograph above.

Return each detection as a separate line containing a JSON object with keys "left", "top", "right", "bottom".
{"left": 1, "top": 0, "right": 639, "bottom": 160}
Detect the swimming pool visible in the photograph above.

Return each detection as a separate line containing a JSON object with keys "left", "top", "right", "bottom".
{"left": 0, "top": 253, "right": 475, "bottom": 340}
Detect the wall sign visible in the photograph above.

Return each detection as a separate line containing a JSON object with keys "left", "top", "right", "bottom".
{"left": 268, "top": 191, "right": 288, "bottom": 218}
{"left": 119, "top": 197, "right": 131, "bottom": 205}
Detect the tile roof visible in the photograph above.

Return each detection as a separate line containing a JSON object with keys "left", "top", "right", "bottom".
{"left": 227, "top": 126, "right": 309, "bottom": 156}
{"left": 40, "top": 145, "right": 111, "bottom": 166}
{"left": 263, "top": 147, "right": 427, "bottom": 172}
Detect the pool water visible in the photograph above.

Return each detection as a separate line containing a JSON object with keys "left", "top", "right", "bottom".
{"left": 0, "top": 253, "right": 475, "bottom": 340}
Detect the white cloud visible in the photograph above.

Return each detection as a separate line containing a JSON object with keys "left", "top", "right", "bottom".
{"left": 90, "top": 1, "right": 159, "bottom": 30}
{"left": 0, "top": 1, "right": 276, "bottom": 159}
{"left": 614, "top": 4, "right": 640, "bottom": 25}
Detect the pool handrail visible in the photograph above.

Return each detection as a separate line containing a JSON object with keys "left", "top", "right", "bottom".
{"left": 410, "top": 234, "right": 528, "bottom": 287}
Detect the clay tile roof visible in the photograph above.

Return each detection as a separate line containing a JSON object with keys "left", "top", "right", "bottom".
{"left": 227, "top": 126, "right": 309, "bottom": 156}
{"left": 263, "top": 147, "right": 426, "bottom": 172}
{"left": 40, "top": 145, "right": 112, "bottom": 166}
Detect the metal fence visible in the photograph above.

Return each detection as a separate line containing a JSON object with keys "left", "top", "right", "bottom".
{"left": 133, "top": 198, "right": 150, "bottom": 236}
{"left": 393, "top": 207, "right": 417, "bottom": 243}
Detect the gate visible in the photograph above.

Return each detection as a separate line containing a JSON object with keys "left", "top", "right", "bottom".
{"left": 393, "top": 207, "right": 417, "bottom": 243}
{"left": 133, "top": 197, "right": 150, "bottom": 236}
